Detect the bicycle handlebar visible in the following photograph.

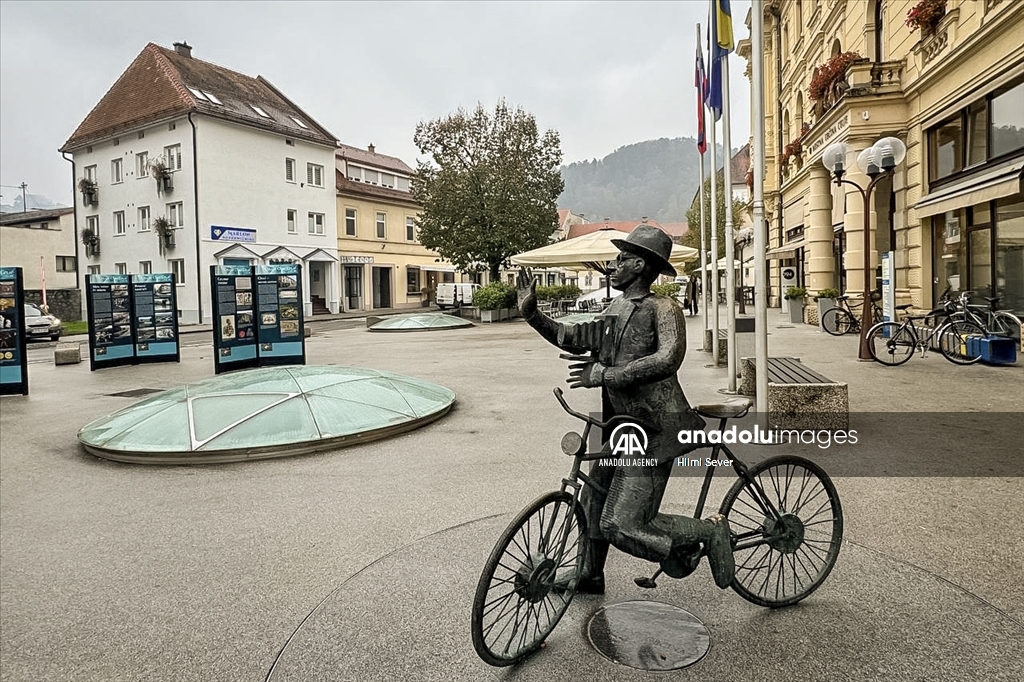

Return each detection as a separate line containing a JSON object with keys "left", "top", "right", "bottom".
{"left": 552, "top": 387, "right": 656, "bottom": 434}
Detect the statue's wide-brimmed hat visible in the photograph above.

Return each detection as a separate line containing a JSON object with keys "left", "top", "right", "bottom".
{"left": 612, "top": 225, "right": 677, "bottom": 277}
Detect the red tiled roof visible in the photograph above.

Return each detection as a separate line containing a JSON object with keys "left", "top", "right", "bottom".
{"left": 336, "top": 144, "right": 414, "bottom": 175}
{"left": 566, "top": 220, "right": 666, "bottom": 240}
{"left": 659, "top": 222, "right": 689, "bottom": 238}
{"left": 61, "top": 43, "right": 336, "bottom": 152}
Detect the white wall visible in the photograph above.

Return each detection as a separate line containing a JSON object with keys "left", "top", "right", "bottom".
{"left": 0, "top": 213, "right": 78, "bottom": 290}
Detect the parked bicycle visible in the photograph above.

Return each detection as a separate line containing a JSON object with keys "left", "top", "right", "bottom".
{"left": 865, "top": 303, "right": 987, "bottom": 366}
{"left": 471, "top": 388, "right": 843, "bottom": 666}
{"left": 946, "top": 291, "right": 1021, "bottom": 344}
{"left": 821, "top": 291, "right": 883, "bottom": 336}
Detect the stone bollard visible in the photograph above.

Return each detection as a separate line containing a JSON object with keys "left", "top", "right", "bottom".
{"left": 304, "top": 326, "right": 312, "bottom": 338}
{"left": 54, "top": 342, "right": 82, "bottom": 365}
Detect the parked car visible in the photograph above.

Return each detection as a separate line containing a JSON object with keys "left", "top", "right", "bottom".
{"left": 24, "top": 303, "right": 62, "bottom": 341}
{"left": 436, "top": 283, "right": 480, "bottom": 309}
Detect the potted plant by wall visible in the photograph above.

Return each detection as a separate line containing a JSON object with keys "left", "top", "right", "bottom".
{"left": 808, "top": 51, "right": 862, "bottom": 107}
{"left": 153, "top": 216, "right": 175, "bottom": 254}
{"left": 785, "top": 286, "right": 808, "bottom": 323}
{"left": 150, "top": 159, "right": 173, "bottom": 193}
{"left": 814, "top": 288, "right": 841, "bottom": 326}
{"left": 473, "top": 282, "right": 516, "bottom": 322}
{"left": 80, "top": 225, "right": 100, "bottom": 257}
{"left": 78, "top": 177, "right": 98, "bottom": 206}
{"left": 905, "top": 0, "right": 946, "bottom": 35}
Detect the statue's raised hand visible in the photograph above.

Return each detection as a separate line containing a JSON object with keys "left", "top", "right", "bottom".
{"left": 517, "top": 268, "right": 538, "bottom": 320}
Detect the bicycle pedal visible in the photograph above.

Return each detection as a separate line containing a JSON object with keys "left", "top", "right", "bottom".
{"left": 634, "top": 576, "right": 658, "bottom": 589}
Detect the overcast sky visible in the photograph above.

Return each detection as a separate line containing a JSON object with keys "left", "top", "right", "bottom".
{"left": 0, "top": 0, "right": 752, "bottom": 206}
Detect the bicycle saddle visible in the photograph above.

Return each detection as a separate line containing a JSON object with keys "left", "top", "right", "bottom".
{"left": 695, "top": 397, "right": 752, "bottom": 420}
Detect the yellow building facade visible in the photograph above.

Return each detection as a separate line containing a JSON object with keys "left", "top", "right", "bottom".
{"left": 335, "top": 144, "right": 450, "bottom": 312}
{"left": 745, "top": 0, "right": 1023, "bottom": 317}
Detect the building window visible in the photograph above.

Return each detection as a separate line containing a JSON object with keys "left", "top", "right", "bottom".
{"left": 991, "top": 81, "right": 1024, "bottom": 159}
{"left": 168, "top": 202, "right": 184, "bottom": 228}
{"left": 111, "top": 158, "right": 123, "bottom": 184}
{"left": 287, "top": 209, "right": 297, "bottom": 233}
{"left": 86, "top": 215, "right": 99, "bottom": 235}
{"left": 115, "top": 262, "right": 127, "bottom": 275}
{"left": 364, "top": 169, "right": 379, "bottom": 185}
{"left": 397, "top": 177, "right": 411, "bottom": 192}
{"left": 406, "top": 217, "right": 416, "bottom": 241}
{"left": 139, "top": 260, "right": 152, "bottom": 275}
{"left": 56, "top": 256, "right": 76, "bottom": 272}
{"left": 345, "top": 208, "right": 357, "bottom": 236}
{"left": 169, "top": 259, "right": 185, "bottom": 285}
{"left": 407, "top": 267, "right": 421, "bottom": 294}
{"left": 138, "top": 206, "right": 151, "bottom": 231}
{"left": 88, "top": 265, "right": 101, "bottom": 276}
{"left": 250, "top": 104, "right": 272, "bottom": 118}
{"left": 381, "top": 173, "right": 395, "bottom": 188}
{"left": 137, "top": 152, "right": 148, "bottom": 177}
{"left": 84, "top": 165, "right": 97, "bottom": 182}
{"left": 114, "top": 211, "right": 126, "bottom": 235}
{"left": 40, "top": 222, "right": 49, "bottom": 230}
{"left": 307, "top": 163, "right": 323, "bottom": 187}
{"left": 164, "top": 144, "right": 182, "bottom": 171}
{"left": 929, "top": 115, "right": 963, "bottom": 182}
{"left": 376, "top": 212, "right": 386, "bottom": 239}
{"left": 308, "top": 212, "right": 325, "bottom": 235}
{"left": 285, "top": 158, "right": 296, "bottom": 182}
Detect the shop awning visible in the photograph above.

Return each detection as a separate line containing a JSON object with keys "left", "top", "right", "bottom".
{"left": 915, "top": 159, "right": 1023, "bottom": 217}
{"left": 766, "top": 240, "right": 805, "bottom": 260}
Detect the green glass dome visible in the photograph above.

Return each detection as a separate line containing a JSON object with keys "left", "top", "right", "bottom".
{"left": 78, "top": 366, "right": 455, "bottom": 464}
{"left": 368, "top": 313, "right": 474, "bottom": 332}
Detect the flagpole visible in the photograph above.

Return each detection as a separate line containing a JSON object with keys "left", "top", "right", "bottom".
{"left": 697, "top": 23, "right": 709, "bottom": 349}
{"left": 722, "top": 51, "right": 737, "bottom": 392}
{"left": 752, "top": 1, "right": 769, "bottom": 418}
{"left": 709, "top": 95, "right": 720, "bottom": 368}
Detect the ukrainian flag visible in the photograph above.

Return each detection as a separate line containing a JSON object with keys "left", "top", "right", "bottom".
{"left": 713, "top": 0, "right": 734, "bottom": 53}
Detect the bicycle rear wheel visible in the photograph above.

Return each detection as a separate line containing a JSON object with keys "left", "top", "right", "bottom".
{"left": 719, "top": 455, "right": 843, "bottom": 608}
{"left": 991, "top": 312, "right": 1022, "bottom": 343}
{"left": 821, "top": 308, "right": 855, "bottom": 336}
{"left": 471, "top": 491, "right": 586, "bottom": 667}
{"left": 937, "top": 320, "right": 985, "bottom": 365}
{"left": 866, "top": 322, "right": 915, "bottom": 366}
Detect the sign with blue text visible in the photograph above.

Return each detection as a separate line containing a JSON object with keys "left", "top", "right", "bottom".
{"left": 86, "top": 273, "right": 136, "bottom": 370}
{"left": 132, "top": 273, "right": 181, "bottom": 363}
{"left": 0, "top": 267, "right": 28, "bottom": 395}
{"left": 254, "top": 263, "right": 305, "bottom": 367}
{"left": 210, "top": 226, "right": 256, "bottom": 242}
{"left": 211, "top": 265, "right": 259, "bottom": 374}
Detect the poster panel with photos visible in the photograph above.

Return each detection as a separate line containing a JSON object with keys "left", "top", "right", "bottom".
{"left": 255, "top": 264, "right": 305, "bottom": 366}
{"left": 132, "top": 273, "right": 181, "bottom": 362}
{"left": 86, "top": 273, "right": 136, "bottom": 370}
{"left": 0, "top": 267, "right": 28, "bottom": 395}
{"left": 211, "top": 265, "right": 258, "bottom": 374}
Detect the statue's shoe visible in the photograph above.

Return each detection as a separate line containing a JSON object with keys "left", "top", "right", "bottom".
{"left": 576, "top": 574, "right": 605, "bottom": 594}
{"left": 705, "top": 514, "right": 735, "bottom": 589}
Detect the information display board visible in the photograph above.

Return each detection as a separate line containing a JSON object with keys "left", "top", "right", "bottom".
{"left": 881, "top": 252, "right": 896, "bottom": 322}
{"left": 132, "top": 273, "right": 181, "bottom": 363}
{"left": 86, "top": 274, "right": 136, "bottom": 370}
{"left": 211, "top": 265, "right": 259, "bottom": 374}
{"left": 254, "top": 264, "right": 305, "bottom": 366}
{"left": 0, "top": 267, "right": 29, "bottom": 395}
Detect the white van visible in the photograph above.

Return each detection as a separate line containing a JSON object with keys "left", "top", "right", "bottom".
{"left": 436, "top": 283, "right": 480, "bottom": 309}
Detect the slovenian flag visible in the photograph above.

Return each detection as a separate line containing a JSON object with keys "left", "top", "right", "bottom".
{"left": 696, "top": 38, "right": 707, "bottom": 154}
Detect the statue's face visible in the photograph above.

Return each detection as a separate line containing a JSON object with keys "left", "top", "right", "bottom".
{"left": 608, "top": 251, "right": 646, "bottom": 290}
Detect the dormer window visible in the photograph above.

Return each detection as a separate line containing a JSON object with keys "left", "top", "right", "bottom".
{"left": 250, "top": 104, "right": 271, "bottom": 118}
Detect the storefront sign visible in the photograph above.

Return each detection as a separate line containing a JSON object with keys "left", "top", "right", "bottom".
{"left": 805, "top": 112, "right": 851, "bottom": 158}
{"left": 211, "top": 226, "right": 257, "bottom": 242}
{"left": 211, "top": 265, "right": 259, "bottom": 374}
{"left": 340, "top": 255, "right": 374, "bottom": 264}
{"left": 0, "top": 267, "right": 28, "bottom": 395}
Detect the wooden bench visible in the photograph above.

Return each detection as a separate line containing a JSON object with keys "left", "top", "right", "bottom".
{"left": 740, "top": 356, "right": 848, "bottom": 431}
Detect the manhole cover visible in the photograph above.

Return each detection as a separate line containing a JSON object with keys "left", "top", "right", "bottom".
{"left": 107, "top": 388, "right": 164, "bottom": 398}
{"left": 587, "top": 600, "right": 710, "bottom": 671}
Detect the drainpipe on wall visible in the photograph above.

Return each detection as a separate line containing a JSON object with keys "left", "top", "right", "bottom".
{"left": 61, "top": 151, "right": 81, "bottom": 297}
{"left": 188, "top": 113, "right": 203, "bottom": 324}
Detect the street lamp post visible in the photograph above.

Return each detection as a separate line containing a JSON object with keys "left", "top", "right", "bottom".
{"left": 822, "top": 137, "right": 906, "bottom": 360}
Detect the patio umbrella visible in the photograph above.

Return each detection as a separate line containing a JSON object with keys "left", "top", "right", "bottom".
{"left": 511, "top": 228, "right": 698, "bottom": 299}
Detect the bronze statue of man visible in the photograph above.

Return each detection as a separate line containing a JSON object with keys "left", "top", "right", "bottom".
{"left": 517, "top": 224, "right": 734, "bottom": 593}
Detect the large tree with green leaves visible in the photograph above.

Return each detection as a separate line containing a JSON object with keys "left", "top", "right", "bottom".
{"left": 682, "top": 176, "right": 747, "bottom": 275}
{"left": 412, "top": 101, "right": 564, "bottom": 281}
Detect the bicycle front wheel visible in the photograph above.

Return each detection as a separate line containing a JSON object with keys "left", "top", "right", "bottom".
{"left": 821, "top": 308, "right": 855, "bottom": 336}
{"left": 991, "top": 312, "right": 1022, "bottom": 343}
{"left": 866, "top": 322, "right": 915, "bottom": 366}
{"left": 471, "top": 491, "right": 586, "bottom": 667}
{"left": 719, "top": 455, "right": 843, "bottom": 608}
{"left": 937, "top": 320, "right": 985, "bottom": 365}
